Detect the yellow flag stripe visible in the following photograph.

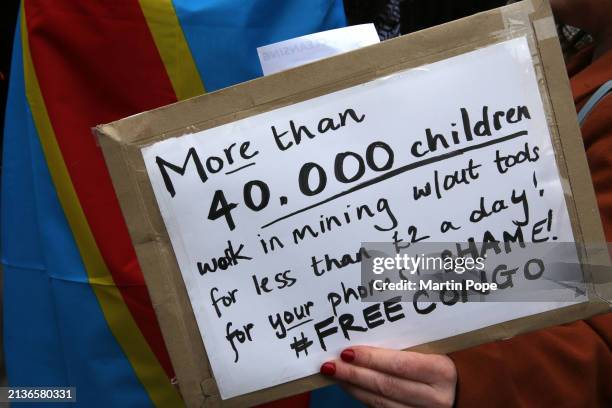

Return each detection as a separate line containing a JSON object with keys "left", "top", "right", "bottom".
{"left": 139, "top": 0, "right": 206, "bottom": 99}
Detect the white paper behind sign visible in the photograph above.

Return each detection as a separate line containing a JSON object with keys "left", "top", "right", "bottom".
{"left": 142, "top": 37, "right": 582, "bottom": 399}
{"left": 257, "top": 24, "right": 380, "bottom": 76}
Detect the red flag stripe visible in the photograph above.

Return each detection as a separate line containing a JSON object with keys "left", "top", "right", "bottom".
{"left": 24, "top": 0, "right": 178, "bottom": 379}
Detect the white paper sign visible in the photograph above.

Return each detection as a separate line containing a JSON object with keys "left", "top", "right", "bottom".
{"left": 257, "top": 24, "right": 380, "bottom": 76}
{"left": 142, "top": 37, "right": 583, "bottom": 399}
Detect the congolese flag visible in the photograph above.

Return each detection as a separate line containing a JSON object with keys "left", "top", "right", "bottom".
{"left": 2, "top": 1, "right": 346, "bottom": 406}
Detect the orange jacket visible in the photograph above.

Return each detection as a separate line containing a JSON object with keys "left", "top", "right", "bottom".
{"left": 450, "top": 48, "right": 612, "bottom": 408}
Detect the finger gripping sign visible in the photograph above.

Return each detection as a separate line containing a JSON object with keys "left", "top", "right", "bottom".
{"left": 96, "top": 2, "right": 610, "bottom": 406}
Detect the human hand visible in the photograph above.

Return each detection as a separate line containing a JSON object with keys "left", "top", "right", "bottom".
{"left": 320, "top": 346, "right": 457, "bottom": 408}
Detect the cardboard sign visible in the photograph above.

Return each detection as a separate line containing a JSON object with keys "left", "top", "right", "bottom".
{"left": 142, "top": 37, "right": 581, "bottom": 399}
{"left": 96, "top": 1, "right": 610, "bottom": 406}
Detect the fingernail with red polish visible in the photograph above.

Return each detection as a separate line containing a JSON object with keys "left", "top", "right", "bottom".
{"left": 341, "top": 348, "right": 355, "bottom": 363}
{"left": 320, "top": 362, "right": 336, "bottom": 376}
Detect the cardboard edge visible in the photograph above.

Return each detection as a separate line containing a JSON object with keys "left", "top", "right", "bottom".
{"left": 96, "top": 132, "right": 216, "bottom": 407}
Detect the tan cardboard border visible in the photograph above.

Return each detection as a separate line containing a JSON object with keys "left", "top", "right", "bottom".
{"left": 95, "top": 1, "right": 610, "bottom": 406}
